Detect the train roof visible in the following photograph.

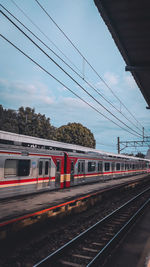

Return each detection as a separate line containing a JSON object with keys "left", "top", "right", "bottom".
{"left": 0, "top": 130, "right": 149, "bottom": 162}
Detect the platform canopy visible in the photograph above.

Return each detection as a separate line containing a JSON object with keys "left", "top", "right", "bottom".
{"left": 94, "top": 0, "right": 150, "bottom": 108}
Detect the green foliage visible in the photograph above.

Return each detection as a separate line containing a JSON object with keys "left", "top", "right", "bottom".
{"left": 135, "top": 152, "right": 145, "bottom": 158}
{"left": 56, "top": 122, "right": 96, "bottom": 148}
{"left": 0, "top": 106, "right": 96, "bottom": 148}
{"left": 17, "top": 106, "right": 57, "bottom": 139}
{"left": 0, "top": 105, "right": 56, "bottom": 140}
{"left": 0, "top": 105, "right": 18, "bottom": 133}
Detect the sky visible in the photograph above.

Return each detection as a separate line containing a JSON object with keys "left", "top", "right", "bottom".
{"left": 0, "top": 0, "right": 150, "bottom": 154}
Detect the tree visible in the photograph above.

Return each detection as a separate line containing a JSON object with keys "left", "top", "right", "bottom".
{"left": 0, "top": 105, "right": 18, "bottom": 133}
{"left": 17, "top": 107, "right": 56, "bottom": 139}
{"left": 135, "top": 152, "right": 145, "bottom": 158}
{"left": 0, "top": 106, "right": 96, "bottom": 147}
{"left": 56, "top": 122, "right": 96, "bottom": 148}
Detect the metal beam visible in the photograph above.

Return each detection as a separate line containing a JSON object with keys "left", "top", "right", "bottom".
{"left": 125, "top": 66, "right": 150, "bottom": 72}
{"left": 118, "top": 137, "right": 150, "bottom": 152}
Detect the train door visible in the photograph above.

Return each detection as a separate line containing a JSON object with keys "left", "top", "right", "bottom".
{"left": 82, "top": 161, "right": 85, "bottom": 180}
{"left": 55, "top": 160, "right": 61, "bottom": 188}
{"left": 70, "top": 160, "right": 74, "bottom": 185}
{"left": 79, "top": 160, "right": 85, "bottom": 181}
{"left": 37, "top": 159, "right": 51, "bottom": 189}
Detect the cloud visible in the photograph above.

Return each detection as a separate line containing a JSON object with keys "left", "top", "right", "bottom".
{"left": 57, "top": 86, "right": 66, "bottom": 92}
{"left": 14, "top": 82, "right": 37, "bottom": 94}
{"left": 0, "top": 79, "right": 55, "bottom": 107}
{"left": 39, "top": 96, "right": 54, "bottom": 105}
{"left": 0, "top": 79, "right": 37, "bottom": 94}
{"left": 61, "top": 96, "right": 87, "bottom": 108}
{"left": 104, "top": 72, "right": 119, "bottom": 86}
{"left": 124, "top": 74, "right": 137, "bottom": 89}
{"left": 0, "top": 78, "right": 9, "bottom": 88}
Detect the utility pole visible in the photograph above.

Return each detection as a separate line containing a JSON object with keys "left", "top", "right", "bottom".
{"left": 117, "top": 134, "right": 150, "bottom": 155}
{"left": 117, "top": 137, "right": 120, "bottom": 154}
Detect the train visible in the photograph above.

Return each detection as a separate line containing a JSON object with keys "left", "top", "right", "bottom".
{"left": 0, "top": 130, "right": 150, "bottom": 199}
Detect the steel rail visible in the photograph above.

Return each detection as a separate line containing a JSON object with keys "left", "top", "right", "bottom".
{"left": 87, "top": 198, "right": 150, "bottom": 266}
{"left": 33, "top": 187, "right": 150, "bottom": 267}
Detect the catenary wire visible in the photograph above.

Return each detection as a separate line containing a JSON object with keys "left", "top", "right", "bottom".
{"left": 9, "top": 0, "right": 143, "bottom": 133}
{"left": 0, "top": 34, "right": 143, "bottom": 138}
{"left": 1, "top": 10, "right": 143, "bottom": 138}
{"left": 10, "top": 0, "right": 149, "bottom": 137}
{"left": 34, "top": 0, "right": 145, "bottom": 131}
{"left": 0, "top": 4, "right": 82, "bottom": 79}
{"left": 9, "top": 0, "right": 82, "bottom": 76}
{"left": 0, "top": 4, "right": 143, "bottom": 134}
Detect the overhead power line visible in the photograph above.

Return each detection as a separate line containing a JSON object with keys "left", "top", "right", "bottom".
{"left": 0, "top": 34, "right": 143, "bottom": 138}
{"left": 9, "top": 0, "right": 82, "bottom": 75}
{"left": 0, "top": 4, "right": 143, "bottom": 134}
{"left": 34, "top": 0, "right": 145, "bottom": 131}
{"left": 1, "top": 10, "right": 143, "bottom": 138}
{"left": 0, "top": 4, "right": 82, "bottom": 78}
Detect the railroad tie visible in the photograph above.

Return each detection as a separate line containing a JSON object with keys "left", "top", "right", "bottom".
{"left": 72, "top": 254, "right": 93, "bottom": 259}
{"left": 92, "top": 242, "right": 103, "bottom": 246}
{"left": 82, "top": 247, "right": 99, "bottom": 252}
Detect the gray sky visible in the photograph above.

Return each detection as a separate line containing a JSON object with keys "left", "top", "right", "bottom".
{"left": 0, "top": 0, "right": 149, "bottom": 154}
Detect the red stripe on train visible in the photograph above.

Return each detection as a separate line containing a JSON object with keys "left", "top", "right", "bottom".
{"left": 0, "top": 176, "right": 55, "bottom": 185}
{"left": 74, "top": 169, "right": 145, "bottom": 177}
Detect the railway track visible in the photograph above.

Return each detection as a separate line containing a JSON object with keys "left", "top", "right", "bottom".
{"left": 34, "top": 187, "right": 150, "bottom": 267}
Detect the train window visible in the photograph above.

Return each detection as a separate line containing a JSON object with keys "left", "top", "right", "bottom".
{"left": 121, "top": 163, "right": 124, "bottom": 170}
{"left": 125, "top": 164, "right": 128, "bottom": 170}
{"left": 45, "top": 161, "right": 49, "bottom": 175}
{"left": 112, "top": 162, "right": 115, "bottom": 171}
{"left": 78, "top": 162, "right": 81, "bottom": 173}
{"left": 4, "top": 159, "right": 17, "bottom": 177}
{"left": 39, "top": 161, "right": 43, "bottom": 175}
{"left": 116, "top": 163, "right": 120, "bottom": 171}
{"left": 81, "top": 162, "right": 84, "bottom": 173}
{"left": 138, "top": 164, "right": 140, "bottom": 169}
{"left": 141, "top": 163, "right": 143, "bottom": 169}
{"left": 56, "top": 160, "right": 61, "bottom": 172}
{"left": 78, "top": 161, "right": 84, "bottom": 173}
{"left": 135, "top": 164, "right": 138, "bottom": 169}
{"left": 64, "top": 153, "right": 67, "bottom": 174}
{"left": 18, "top": 160, "right": 30, "bottom": 176}
{"left": 142, "top": 164, "right": 144, "bottom": 169}
{"left": 88, "top": 162, "right": 96, "bottom": 172}
{"left": 140, "top": 163, "right": 142, "bottom": 169}
{"left": 71, "top": 161, "right": 74, "bottom": 173}
{"left": 98, "top": 162, "right": 103, "bottom": 172}
{"left": 142, "top": 164, "right": 145, "bottom": 169}
{"left": 104, "top": 162, "right": 110, "bottom": 172}
{"left": 4, "top": 159, "right": 30, "bottom": 177}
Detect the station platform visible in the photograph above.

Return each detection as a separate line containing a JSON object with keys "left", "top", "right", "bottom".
{"left": 0, "top": 173, "right": 149, "bottom": 240}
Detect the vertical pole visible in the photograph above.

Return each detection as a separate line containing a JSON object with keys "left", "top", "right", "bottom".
{"left": 117, "top": 137, "right": 120, "bottom": 154}
{"left": 143, "top": 127, "right": 144, "bottom": 141}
